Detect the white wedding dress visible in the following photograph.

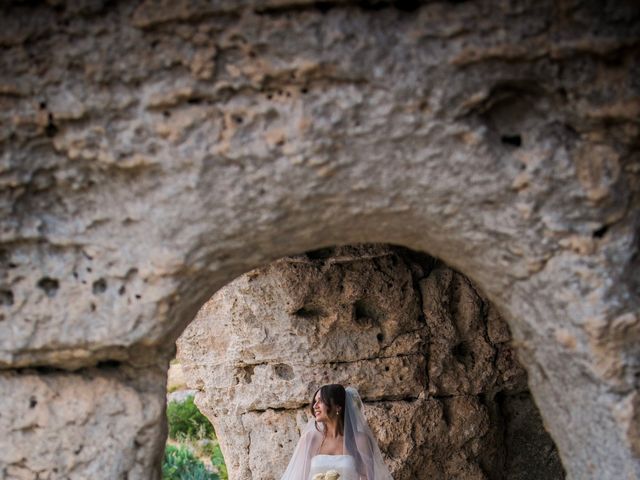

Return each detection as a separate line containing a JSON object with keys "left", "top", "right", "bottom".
{"left": 281, "top": 387, "right": 393, "bottom": 480}
{"left": 308, "top": 455, "right": 359, "bottom": 480}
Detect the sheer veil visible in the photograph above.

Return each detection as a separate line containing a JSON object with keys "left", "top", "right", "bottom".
{"left": 279, "top": 415, "right": 322, "bottom": 480}
{"left": 343, "top": 387, "right": 393, "bottom": 480}
{"left": 280, "top": 387, "right": 393, "bottom": 480}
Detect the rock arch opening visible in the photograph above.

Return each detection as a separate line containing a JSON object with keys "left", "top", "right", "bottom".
{"left": 176, "top": 244, "right": 564, "bottom": 479}
{"left": 1, "top": 1, "right": 638, "bottom": 479}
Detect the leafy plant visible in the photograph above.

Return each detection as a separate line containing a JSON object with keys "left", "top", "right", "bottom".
{"left": 163, "top": 444, "right": 219, "bottom": 480}
{"left": 166, "top": 396, "right": 216, "bottom": 441}
{"left": 194, "top": 439, "right": 216, "bottom": 458}
{"left": 164, "top": 395, "right": 227, "bottom": 479}
{"left": 211, "top": 443, "right": 228, "bottom": 480}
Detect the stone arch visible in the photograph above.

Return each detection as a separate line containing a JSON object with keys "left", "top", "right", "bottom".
{"left": 176, "top": 244, "right": 565, "bottom": 479}
{"left": 0, "top": 1, "right": 638, "bottom": 479}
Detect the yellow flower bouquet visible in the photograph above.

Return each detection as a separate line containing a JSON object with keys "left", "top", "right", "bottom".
{"left": 312, "top": 470, "right": 340, "bottom": 480}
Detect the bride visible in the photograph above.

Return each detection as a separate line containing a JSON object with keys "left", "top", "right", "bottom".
{"left": 281, "top": 384, "right": 393, "bottom": 480}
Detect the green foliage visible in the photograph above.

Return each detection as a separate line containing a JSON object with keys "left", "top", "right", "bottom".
{"left": 166, "top": 396, "right": 216, "bottom": 441}
{"left": 162, "top": 444, "right": 220, "bottom": 480}
{"left": 194, "top": 440, "right": 217, "bottom": 459}
{"left": 211, "top": 443, "right": 228, "bottom": 480}
{"left": 164, "top": 396, "right": 227, "bottom": 480}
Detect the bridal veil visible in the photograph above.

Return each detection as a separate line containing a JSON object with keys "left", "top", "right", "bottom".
{"left": 281, "top": 387, "right": 393, "bottom": 480}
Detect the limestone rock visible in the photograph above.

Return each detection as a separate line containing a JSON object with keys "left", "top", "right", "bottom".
{"left": 180, "top": 246, "right": 425, "bottom": 414}
{"left": 0, "top": 1, "right": 638, "bottom": 478}
{"left": 421, "top": 267, "right": 528, "bottom": 396}
{"left": 0, "top": 367, "right": 166, "bottom": 480}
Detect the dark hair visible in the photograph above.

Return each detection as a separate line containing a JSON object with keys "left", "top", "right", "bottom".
{"left": 311, "top": 384, "right": 346, "bottom": 435}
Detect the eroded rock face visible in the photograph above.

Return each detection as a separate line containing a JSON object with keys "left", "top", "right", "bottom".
{"left": 0, "top": 1, "right": 639, "bottom": 478}
{"left": 0, "top": 366, "right": 167, "bottom": 479}
{"left": 178, "top": 245, "right": 564, "bottom": 480}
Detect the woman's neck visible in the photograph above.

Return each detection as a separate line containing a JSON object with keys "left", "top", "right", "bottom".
{"left": 324, "top": 420, "right": 341, "bottom": 439}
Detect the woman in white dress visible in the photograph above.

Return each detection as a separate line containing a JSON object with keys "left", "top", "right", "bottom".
{"left": 280, "top": 384, "right": 393, "bottom": 480}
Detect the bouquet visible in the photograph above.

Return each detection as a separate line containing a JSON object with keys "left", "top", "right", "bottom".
{"left": 312, "top": 470, "right": 340, "bottom": 480}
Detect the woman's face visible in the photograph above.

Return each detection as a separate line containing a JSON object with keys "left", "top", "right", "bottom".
{"left": 313, "top": 391, "right": 330, "bottom": 423}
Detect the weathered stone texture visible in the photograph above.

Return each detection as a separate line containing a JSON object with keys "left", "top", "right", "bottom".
{"left": 179, "top": 246, "right": 563, "bottom": 479}
{"left": 0, "top": 0, "right": 639, "bottom": 478}
{"left": 0, "top": 366, "right": 167, "bottom": 479}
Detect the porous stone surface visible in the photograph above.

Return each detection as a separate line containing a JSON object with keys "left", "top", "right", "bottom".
{"left": 0, "top": 366, "right": 167, "bottom": 479}
{"left": 0, "top": 1, "right": 639, "bottom": 478}
{"left": 178, "top": 245, "right": 564, "bottom": 479}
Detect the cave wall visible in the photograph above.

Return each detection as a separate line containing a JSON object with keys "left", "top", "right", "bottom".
{"left": 178, "top": 245, "right": 564, "bottom": 480}
{"left": 0, "top": 0, "right": 639, "bottom": 478}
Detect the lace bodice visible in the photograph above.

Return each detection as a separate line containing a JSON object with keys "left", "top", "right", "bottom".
{"left": 308, "top": 455, "right": 359, "bottom": 480}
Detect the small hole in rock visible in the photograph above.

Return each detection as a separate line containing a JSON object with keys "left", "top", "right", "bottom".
{"left": 29, "top": 396, "right": 37, "bottom": 408}
{"left": 377, "top": 333, "right": 384, "bottom": 342}
{"left": 118, "top": 285, "right": 126, "bottom": 295}
{"left": 593, "top": 225, "right": 608, "bottom": 239}
{"left": 274, "top": 363, "right": 294, "bottom": 380}
{"left": 92, "top": 278, "right": 107, "bottom": 294}
{"left": 354, "top": 299, "right": 378, "bottom": 326}
{"left": 501, "top": 134, "right": 522, "bottom": 147}
{"left": 97, "top": 360, "right": 121, "bottom": 369}
{"left": 452, "top": 342, "right": 469, "bottom": 359}
{"left": 135, "top": 294, "right": 141, "bottom": 299}
{"left": 452, "top": 342, "right": 475, "bottom": 368}
{"left": 0, "top": 290, "right": 14, "bottom": 306}
{"left": 37, "top": 277, "right": 59, "bottom": 297}
{"left": 294, "top": 306, "right": 324, "bottom": 318}
{"left": 45, "top": 121, "right": 58, "bottom": 138}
